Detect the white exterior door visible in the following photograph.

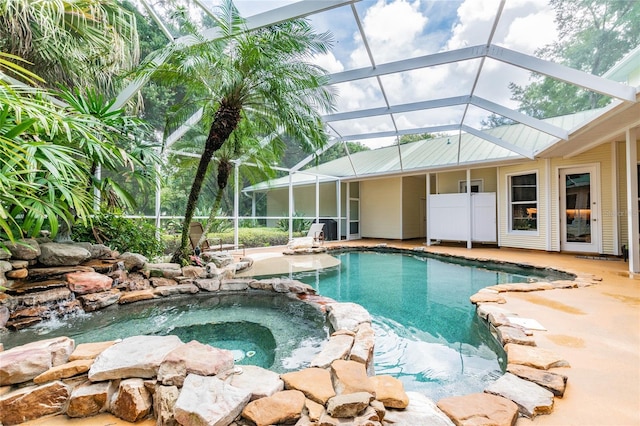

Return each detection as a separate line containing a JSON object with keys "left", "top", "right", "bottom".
{"left": 560, "top": 166, "right": 601, "bottom": 253}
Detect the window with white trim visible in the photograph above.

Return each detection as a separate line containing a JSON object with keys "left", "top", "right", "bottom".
{"left": 510, "top": 172, "right": 537, "bottom": 231}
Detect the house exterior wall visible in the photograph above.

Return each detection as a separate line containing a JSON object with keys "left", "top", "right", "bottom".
{"left": 361, "top": 178, "right": 402, "bottom": 239}
{"left": 616, "top": 139, "right": 640, "bottom": 248}
{"left": 498, "top": 160, "right": 550, "bottom": 251}
{"left": 436, "top": 168, "right": 497, "bottom": 194}
{"left": 402, "top": 176, "right": 426, "bottom": 239}
{"left": 497, "top": 141, "right": 632, "bottom": 254}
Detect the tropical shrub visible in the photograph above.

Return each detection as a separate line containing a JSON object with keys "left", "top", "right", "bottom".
{"left": 72, "top": 212, "right": 164, "bottom": 258}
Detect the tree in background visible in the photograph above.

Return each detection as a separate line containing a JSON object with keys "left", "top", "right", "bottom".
{"left": 144, "top": 0, "right": 336, "bottom": 264}
{"left": 399, "top": 133, "right": 436, "bottom": 144}
{"left": 0, "top": 1, "right": 157, "bottom": 242}
{"left": 510, "top": 0, "right": 640, "bottom": 118}
{"left": 0, "top": 0, "right": 139, "bottom": 93}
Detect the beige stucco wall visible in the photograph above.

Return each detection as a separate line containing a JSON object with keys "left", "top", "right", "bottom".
{"left": 436, "top": 168, "right": 497, "bottom": 194}
{"left": 361, "top": 177, "right": 402, "bottom": 239}
{"left": 402, "top": 176, "right": 426, "bottom": 239}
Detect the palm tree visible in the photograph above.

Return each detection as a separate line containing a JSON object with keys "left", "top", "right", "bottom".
{"left": 55, "top": 87, "right": 160, "bottom": 211}
{"left": 0, "top": 0, "right": 139, "bottom": 92}
{"left": 0, "top": 54, "right": 96, "bottom": 242}
{"left": 146, "top": 0, "right": 335, "bottom": 264}
{"left": 189, "top": 121, "right": 285, "bottom": 248}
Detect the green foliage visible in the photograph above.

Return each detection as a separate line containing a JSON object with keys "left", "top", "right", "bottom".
{"left": 510, "top": 0, "right": 640, "bottom": 118}
{"left": 0, "top": 0, "right": 139, "bottom": 93}
{"left": 398, "top": 133, "right": 435, "bottom": 144}
{"left": 72, "top": 212, "right": 164, "bottom": 258}
{"left": 213, "top": 227, "right": 295, "bottom": 248}
{"left": 277, "top": 213, "right": 311, "bottom": 233}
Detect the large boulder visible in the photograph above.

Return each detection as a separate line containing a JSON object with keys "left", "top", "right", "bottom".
{"left": 310, "top": 333, "right": 354, "bottom": 369}
{"left": 484, "top": 373, "right": 555, "bottom": 418}
{"left": 110, "top": 378, "right": 153, "bottom": 423}
{"left": 158, "top": 340, "right": 234, "bottom": 387}
{"left": 350, "top": 322, "right": 375, "bottom": 367}
{"left": 330, "top": 359, "right": 375, "bottom": 396}
{"left": 4, "top": 238, "right": 40, "bottom": 260}
{"left": 326, "top": 392, "right": 374, "bottom": 418}
{"left": 66, "top": 271, "right": 113, "bottom": 295}
{"left": 0, "top": 336, "right": 75, "bottom": 385}
{"left": 437, "top": 392, "right": 519, "bottom": 426}
{"left": 66, "top": 380, "right": 116, "bottom": 418}
{"left": 78, "top": 289, "right": 121, "bottom": 312}
{"left": 154, "top": 384, "right": 180, "bottom": 426}
{"left": 69, "top": 340, "right": 117, "bottom": 361}
{"left": 38, "top": 242, "right": 91, "bottom": 266}
{"left": 505, "top": 344, "right": 570, "bottom": 370}
{"left": 370, "top": 375, "right": 409, "bottom": 409}
{"left": 118, "top": 252, "right": 148, "bottom": 271}
{"left": 174, "top": 374, "right": 251, "bottom": 426}
{"left": 506, "top": 364, "right": 568, "bottom": 397}
{"left": 225, "top": 365, "right": 284, "bottom": 401}
{"left": 281, "top": 368, "right": 336, "bottom": 405}
{"left": 384, "top": 391, "right": 454, "bottom": 426}
{"left": 88, "top": 335, "right": 183, "bottom": 381}
{"left": 326, "top": 302, "right": 371, "bottom": 332}
{"left": 33, "top": 359, "right": 93, "bottom": 384}
{"left": 0, "top": 381, "right": 70, "bottom": 425}
{"left": 242, "top": 389, "right": 306, "bottom": 426}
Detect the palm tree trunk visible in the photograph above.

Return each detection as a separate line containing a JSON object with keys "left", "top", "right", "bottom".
{"left": 197, "top": 159, "right": 232, "bottom": 248}
{"left": 171, "top": 101, "right": 240, "bottom": 264}
{"left": 197, "top": 190, "right": 225, "bottom": 248}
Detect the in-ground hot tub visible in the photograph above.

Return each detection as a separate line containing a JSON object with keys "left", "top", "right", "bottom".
{"left": 0, "top": 292, "right": 329, "bottom": 373}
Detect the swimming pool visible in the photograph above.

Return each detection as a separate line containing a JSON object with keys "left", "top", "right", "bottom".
{"left": 294, "top": 250, "right": 564, "bottom": 401}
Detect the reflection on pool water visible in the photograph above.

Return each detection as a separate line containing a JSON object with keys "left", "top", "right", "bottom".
{"left": 0, "top": 293, "right": 328, "bottom": 373}
{"left": 294, "top": 250, "right": 565, "bottom": 401}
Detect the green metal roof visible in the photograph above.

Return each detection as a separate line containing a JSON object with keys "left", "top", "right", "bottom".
{"left": 244, "top": 108, "right": 604, "bottom": 192}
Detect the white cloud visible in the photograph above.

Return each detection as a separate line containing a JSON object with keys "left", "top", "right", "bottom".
{"left": 503, "top": 9, "right": 557, "bottom": 54}
{"left": 323, "top": 0, "right": 558, "bottom": 141}
{"left": 313, "top": 52, "right": 344, "bottom": 74}
{"left": 351, "top": 0, "right": 429, "bottom": 66}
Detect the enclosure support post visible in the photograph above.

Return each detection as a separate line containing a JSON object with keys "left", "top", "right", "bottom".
{"left": 234, "top": 163, "right": 240, "bottom": 249}
{"left": 466, "top": 169, "right": 472, "bottom": 249}
{"left": 154, "top": 162, "right": 161, "bottom": 239}
{"left": 426, "top": 173, "right": 431, "bottom": 246}
{"left": 316, "top": 175, "right": 320, "bottom": 224}
{"left": 346, "top": 182, "right": 351, "bottom": 241}
{"left": 336, "top": 180, "right": 341, "bottom": 241}
{"left": 288, "top": 173, "right": 294, "bottom": 241}
{"left": 625, "top": 127, "right": 639, "bottom": 273}
{"left": 94, "top": 165, "right": 101, "bottom": 212}
{"left": 251, "top": 193, "right": 256, "bottom": 225}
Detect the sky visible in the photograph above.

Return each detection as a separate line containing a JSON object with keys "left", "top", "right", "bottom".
{"left": 153, "top": 0, "right": 561, "bottom": 149}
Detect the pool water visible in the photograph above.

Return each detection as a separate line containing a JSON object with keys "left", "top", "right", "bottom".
{"left": 166, "top": 321, "right": 276, "bottom": 368}
{"left": 0, "top": 293, "right": 328, "bottom": 373}
{"left": 294, "top": 251, "right": 559, "bottom": 401}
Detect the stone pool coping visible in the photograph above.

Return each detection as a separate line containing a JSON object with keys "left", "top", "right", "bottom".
{"left": 2, "top": 242, "right": 633, "bottom": 425}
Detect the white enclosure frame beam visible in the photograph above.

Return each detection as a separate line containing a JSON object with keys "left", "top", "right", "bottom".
{"left": 461, "top": 125, "right": 534, "bottom": 159}
{"left": 111, "top": 0, "right": 359, "bottom": 111}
